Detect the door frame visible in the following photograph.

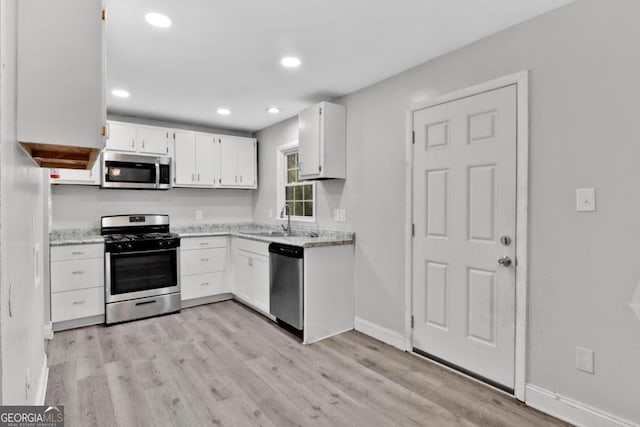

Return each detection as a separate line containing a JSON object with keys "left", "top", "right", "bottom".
{"left": 404, "top": 71, "right": 529, "bottom": 401}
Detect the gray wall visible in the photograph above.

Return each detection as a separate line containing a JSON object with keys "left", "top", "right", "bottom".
{"left": 0, "top": 0, "right": 47, "bottom": 404}
{"left": 51, "top": 186, "right": 253, "bottom": 229}
{"left": 253, "top": 0, "right": 640, "bottom": 422}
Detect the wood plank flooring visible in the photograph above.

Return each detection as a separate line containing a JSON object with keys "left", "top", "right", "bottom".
{"left": 46, "top": 301, "right": 568, "bottom": 427}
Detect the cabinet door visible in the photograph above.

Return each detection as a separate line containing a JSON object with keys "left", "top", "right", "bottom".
{"left": 251, "top": 254, "right": 270, "bottom": 313}
{"left": 138, "top": 127, "right": 169, "bottom": 155}
{"left": 219, "top": 137, "right": 239, "bottom": 186}
{"left": 106, "top": 122, "right": 137, "bottom": 152}
{"left": 233, "top": 250, "right": 253, "bottom": 302}
{"left": 298, "top": 104, "right": 321, "bottom": 178}
{"left": 195, "top": 134, "right": 216, "bottom": 186}
{"left": 174, "top": 131, "right": 196, "bottom": 186}
{"left": 237, "top": 139, "right": 257, "bottom": 188}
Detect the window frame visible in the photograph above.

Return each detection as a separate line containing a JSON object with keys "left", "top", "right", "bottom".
{"left": 276, "top": 141, "right": 316, "bottom": 223}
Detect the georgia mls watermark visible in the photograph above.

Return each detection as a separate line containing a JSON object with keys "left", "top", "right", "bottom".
{"left": 0, "top": 406, "right": 64, "bottom": 427}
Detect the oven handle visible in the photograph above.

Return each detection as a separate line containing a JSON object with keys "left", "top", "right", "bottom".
{"left": 107, "top": 247, "right": 178, "bottom": 256}
{"left": 135, "top": 299, "right": 157, "bottom": 306}
{"left": 155, "top": 162, "right": 160, "bottom": 189}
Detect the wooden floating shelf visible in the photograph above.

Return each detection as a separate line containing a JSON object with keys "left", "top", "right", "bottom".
{"left": 19, "top": 141, "right": 100, "bottom": 170}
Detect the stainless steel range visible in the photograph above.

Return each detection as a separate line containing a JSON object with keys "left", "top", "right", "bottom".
{"left": 102, "top": 214, "right": 181, "bottom": 324}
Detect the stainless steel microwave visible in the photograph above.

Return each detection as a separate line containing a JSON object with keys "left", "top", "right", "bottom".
{"left": 102, "top": 152, "right": 172, "bottom": 190}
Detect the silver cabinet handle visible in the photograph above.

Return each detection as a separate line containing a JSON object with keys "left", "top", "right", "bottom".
{"left": 201, "top": 258, "right": 209, "bottom": 262}
{"left": 199, "top": 242, "right": 209, "bottom": 246}
{"left": 72, "top": 271, "right": 84, "bottom": 275}
{"left": 498, "top": 256, "right": 512, "bottom": 267}
{"left": 8, "top": 283, "right": 12, "bottom": 318}
{"left": 71, "top": 251, "right": 84, "bottom": 255}
{"left": 200, "top": 282, "right": 210, "bottom": 287}
{"left": 191, "top": 173, "right": 195, "bottom": 182}
{"left": 72, "top": 300, "right": 86, "bottom": 305}
{"left": 131, "top": 139, "right": 135, "bottom": 148}
{"left": 239, "top": 176, "right": 242, "bottom": 183}
{"left": 142, "top": 140, "right": 146, "bottom": 149}
{"left": 197, "top": 173, "right": 200, "bottom": 182}
{"left": 248, "top": 257, "right": 253, "bottom": 266}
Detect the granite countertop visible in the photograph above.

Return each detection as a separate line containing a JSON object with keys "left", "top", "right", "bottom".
{"left": 50, "top": 223, "right": 354, "bottom": 248}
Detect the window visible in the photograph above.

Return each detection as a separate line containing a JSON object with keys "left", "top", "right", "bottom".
{"left": 278, "top": 143, "right": 315, "bottom": 221}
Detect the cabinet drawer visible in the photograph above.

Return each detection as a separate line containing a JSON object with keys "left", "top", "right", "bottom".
{"left": 232, "top": 237, "right": 269, "bottom": 256}
{"left": 51, "top": 287, "right": 104, "bottom": 323}
{"left": 181, "top": 236, "right": 227, "bottom": 251}
{"left": 51, "top": 258, "right": 104, "bottom": 292}
{"left": 181, "top": 247, "right": 226, "bottom": 275}
{"left": 51, "top": 243, "right": 103, "bottom": 261}
{"left": 181, "top": 272, "right": 228, "bottom": 300}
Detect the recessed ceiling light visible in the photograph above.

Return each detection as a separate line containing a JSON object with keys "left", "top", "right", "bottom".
{"left": 145, "top": 12, "right": 172, "bottom": 28}
{"left": 281, "top": 57, "right": 301, "bottom": 68}
{"left": 216, "top": 108, "right": 231, "bottom": 116}
{"left": 266, "top": 107, "right": 281, "bottom": 114}
{"left": 111, "top": 89, "right": 130, "bottom": 98}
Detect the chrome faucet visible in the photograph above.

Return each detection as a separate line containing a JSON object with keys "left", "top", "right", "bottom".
{"left": 280, "top": 204, "right": 291, "bottom": 235}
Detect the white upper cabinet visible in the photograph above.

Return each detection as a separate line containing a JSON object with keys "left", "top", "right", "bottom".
{"left": 50, "top": 155, "right": 102, "bottom": 186}
{"left": 106, "top": 122, "right": 137, "bottom": 152}
{"left": 219, "top": 136, "right": 257, "bottom": 189}
{"left": 106, "top": 121, "right": 169, "bottom": 155}
{"left": 17, "top": 0, "right": 106, "bottom": 170}
{"left": 173, "top": 131, "right": 219, "bottom": 187}
{"left": 138, "top": 126, "right": 169, "bottom": 155}
{"left": 298, "top": 101, "right": 346, "bottom": 180}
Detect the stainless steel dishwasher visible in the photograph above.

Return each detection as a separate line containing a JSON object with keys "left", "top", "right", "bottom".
{"left": 269, "top": 243, "right": 303, "bottom": 330}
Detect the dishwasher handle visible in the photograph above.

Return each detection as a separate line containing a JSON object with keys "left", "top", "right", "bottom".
{"left": 268, "top": 243, "right": 303, "bottom": 258}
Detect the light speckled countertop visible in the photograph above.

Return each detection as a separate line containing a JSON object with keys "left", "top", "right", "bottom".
{"left": 50, "top": 223, "right": 354, "bottom": 248}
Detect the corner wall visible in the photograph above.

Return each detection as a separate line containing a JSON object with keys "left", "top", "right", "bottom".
{"left": 253, "top": 0, "right": 640, "bottom": 423}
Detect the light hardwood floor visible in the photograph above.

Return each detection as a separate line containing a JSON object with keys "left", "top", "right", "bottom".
{"left": 46, "top": 301, "right": 568, "bottom": 426}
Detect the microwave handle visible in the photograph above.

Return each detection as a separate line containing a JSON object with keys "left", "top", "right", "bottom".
{"left": 155, "top": 162, "right": 160, "bottom": 189}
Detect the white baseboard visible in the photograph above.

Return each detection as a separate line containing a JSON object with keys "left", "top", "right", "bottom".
{"left": 354, "top": 317, "right": 406, "bottom": 350}
{"left": 526, "top": 384, "right": 638, "bottom": 427}
{"left": 34, "top": 354, "right": 49, "bottom": 405}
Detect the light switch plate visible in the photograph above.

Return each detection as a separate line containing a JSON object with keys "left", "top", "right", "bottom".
{"left": 576, "top": 346, "right": 594, "bottom": 374}
{"left": 576, "top": 188, "right": 596, "bottom": 212}
{"left": 195, "top": 210, "right": 203, "bottom": 220}
{"left": 339, "top": 209, "right": 347, "bottom": 222}
{"left": 333, "top": 209, "right": 340, "bottom": 221}
{"left": 268, "top": 209, "right": 273, "bottom": 218}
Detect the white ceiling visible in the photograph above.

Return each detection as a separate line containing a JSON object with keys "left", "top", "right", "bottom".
{"left": 105, "top": 0, "right": 574, "bottom": 133}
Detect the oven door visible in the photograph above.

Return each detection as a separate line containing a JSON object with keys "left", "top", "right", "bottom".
{"left": 105, "top": 248, "right": 180, "bottom": 303}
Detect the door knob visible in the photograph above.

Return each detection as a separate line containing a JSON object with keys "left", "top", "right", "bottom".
{"left": 498, "top": 256, "right": 512, "bottom": 267}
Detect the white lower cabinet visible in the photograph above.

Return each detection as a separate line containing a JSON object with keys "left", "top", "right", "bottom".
{"left": 180, "top": 236, "right": 230, "bottom": 302}
{"left": 51, "top": 287, "right": 104, "bottom": 323}
{"left": 231, "top": 237, "right": 270, "bottom": 314}
{"left": 50, "top": 243, "right": 105, "bottom": 327}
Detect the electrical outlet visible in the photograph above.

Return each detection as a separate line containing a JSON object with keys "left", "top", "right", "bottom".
{"left": 576, "top": 346, "right": 594, "bottom": 374}
{"left": 576, "top": 188, "right": 596, "bottom": 212}
{"left": 334, "top": 209, "right": 340, "bottom": 221}
{"left": 268, "top": 209, "right": 273, "bottom": 218}
{"left": 339, "top": 209, "right": 346, "bottom": 222}
{"left": 195, "top": 210, "right": 203, "bottom": 220}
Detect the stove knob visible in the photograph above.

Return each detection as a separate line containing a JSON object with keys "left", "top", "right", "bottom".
{"left": 126, "top": 243, "right": 133, "bottom": 250}
{"left": 116, "top": 244, "right": 123, "bottom": 251}
{"left": 158, "top": 240, "right": 165, "bottom": 248}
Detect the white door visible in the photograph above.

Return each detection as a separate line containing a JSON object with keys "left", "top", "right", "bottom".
{"left": 195, "top": 134, "right": 216, "bottom": 186}
{"left": 251, "top": 254, "right": 270, "bottom": 313}
{"left": 236, "top": 139, "right": 256, "bottom": 187}
{"left": 173, "top": 131, "right": 196, "bottom": 186}
{"left": 298, "top": 104, "right": 321, "bottom": 178}
{"left": 412, "top": 85, "right": 517, "bottom": 389}
{"left": 219, "top": 137, "right": 239, "bottom": 186}
{"left": 106, "top": 122, "right": 137, "bottom": 152}
{"left": 137, "top": 127, "right": 169, "bottom": 155}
